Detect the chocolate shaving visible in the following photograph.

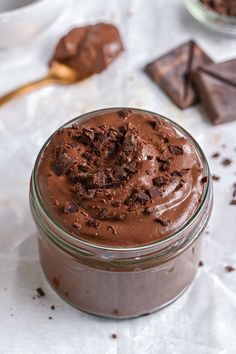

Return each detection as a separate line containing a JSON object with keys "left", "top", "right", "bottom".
{"left": 175, "top": 181, "right": 184, "bottom": 191}
{"left": 87, "top": 218, "right": 101, "bottom": 229}
{"left": 148, "top": 186, "right": 161, "bottom": 198}
{"left": 172, "top": 169, "right": 190, "bottom": 177}
{"left": 168, "top": 145, "right": 183, "bottom": 156}
{"left": 73, "top": 221, "right": 81, "bottom": 230}
{"left": 107, "top": 225, "right": 117, "bottom": 235}
{"left": 64, "top": 200, "right": 78, "bottom": 214}
{"left": 155, "top": 216, "right": 170, "bottom": 226}
{"left": 125, "top": 189, "right": 149, "bottom": 206}
{"left": 153, "top": 175, "right": 170, "bottom": 187}
{"left": 98, "top": 208, "right": 109, "bottom": 220}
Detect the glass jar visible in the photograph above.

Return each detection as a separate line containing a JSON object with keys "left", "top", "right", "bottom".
{"left": 30, "top": 108, "right": 213, "bottom": 319}
{"left": 185, "top": 0, "right": 236, "bottom": 36}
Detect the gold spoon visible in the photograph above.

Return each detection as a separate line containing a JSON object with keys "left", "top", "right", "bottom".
{"left": 0, "top": 62, "right": 82, "bottom": 106}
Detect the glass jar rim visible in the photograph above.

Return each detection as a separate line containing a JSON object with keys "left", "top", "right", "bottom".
{"left": 31, "top": 107, "right": 211, "bottom": 253}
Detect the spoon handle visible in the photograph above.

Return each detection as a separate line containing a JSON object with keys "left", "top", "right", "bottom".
{"left": 0, "top": 76, "right": 56, "bottom": 106}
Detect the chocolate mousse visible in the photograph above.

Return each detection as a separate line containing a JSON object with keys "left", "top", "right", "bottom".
{"left": 50, "top": 23, "right": 124, "bottom": 78}
{"left": 200, "top": 0, "right": 236, "bottom": 16}
{"left": 38, "top": 109, "right": 205, "bottom": 247}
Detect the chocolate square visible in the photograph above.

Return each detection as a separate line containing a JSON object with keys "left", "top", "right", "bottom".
{"left": 145, "top": 41, "right": 213, "bottom": 109}
{"left": 192, "top": 59, "right": 236, "bottom": 125}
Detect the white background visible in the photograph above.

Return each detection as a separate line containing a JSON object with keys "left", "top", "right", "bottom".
{"left": 0, "top": 0, "right": 236, "bottom": 353}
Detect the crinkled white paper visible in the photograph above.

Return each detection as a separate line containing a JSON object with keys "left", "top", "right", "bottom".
{"left": 0, "top": 0, "right": 236, "bottom": 353}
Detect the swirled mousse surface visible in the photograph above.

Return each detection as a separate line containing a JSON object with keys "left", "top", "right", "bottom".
{"left": 38, "top": 109, "right": 206, "bottom": 247}
{"left": 50, "top": 23, "right": 123, "bottom": 77}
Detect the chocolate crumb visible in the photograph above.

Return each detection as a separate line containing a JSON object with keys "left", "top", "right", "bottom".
{"left": 225, "top": 266, "right": 235, "bottom": 272}
{"left": 201, "top": 176, "right": 208, "bottom": 184}
{"left": 198, "top": 261, "right": 204, "bottom": 267}
{"left": 36, "top": 288, "right": 45, "bottom": 298}
{"left": 113, "top": 309, "right": 119, "bottom": 315}
{"left": 51, "top": 305, "right": 55, "bottom": 310}
{"left": 49, "top": 316, "right": 52, "bottom": 320}
{"left": 111, "top": 333, "right": 117, "bottom": 339}
{"left": 212, "top": 175, "right": 220, "bottom": 181}
{"left": 211, "top": 152, "right": 220, "bottom": 159}
{"left": 147, "top": 155, "right": 153, "bottom": 160}
{"left": 222, "top": 158, "right": 232, "bottom": 167}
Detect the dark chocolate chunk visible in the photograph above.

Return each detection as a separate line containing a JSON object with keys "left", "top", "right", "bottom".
{"left": 125, "top": 189, "right": 149, "bottom": 206}
{"left": 192, "top": 60, "right": 236, "bottom": 125}
{"left": 169, "top": 145, "right": 184, "bottom": 156}
{"left": 87, "top": 218, "right": 101, "bottom": 229}
{"left": 77, "top": 128, "right": 94, "bottom": 145}
{"left": 111, "top": 333, "right": 117, "bottom": 339}
{"left": 52, "top": 153, "right": 75, "bottom": 175}
{"left": 155, "top": 216, "right": 170, "bottom": 226}
{"left": 145, "top": 41, "right": 213, "bottom": 109}
{"left": 51, "top": 305, "right": 55, "bottom": 310}
{"left": 64, "top": 200, "right": 78, "bottom": 214}
{"left": 225, "top": 265, "right": 235, "bottom": 272}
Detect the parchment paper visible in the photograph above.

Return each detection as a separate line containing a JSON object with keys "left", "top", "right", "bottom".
{"left": 0, "top": 0, "right": 236, "bottom": 353}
